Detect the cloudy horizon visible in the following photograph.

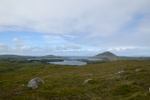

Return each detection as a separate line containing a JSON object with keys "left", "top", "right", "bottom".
{"left": 0, "top": 0, "right": 150, "bottom": 56}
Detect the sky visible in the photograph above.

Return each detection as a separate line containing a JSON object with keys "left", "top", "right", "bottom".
{"left": 0, "top": 0, "right": 150, "bottom": 56}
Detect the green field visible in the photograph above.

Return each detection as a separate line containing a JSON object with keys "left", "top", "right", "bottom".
{"left": 0, "top": 60, "right": 150, "bottom": 100}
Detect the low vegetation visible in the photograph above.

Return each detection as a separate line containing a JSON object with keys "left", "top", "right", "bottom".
{"left": 0, "top": 60, "right": 150, "bottom": 100}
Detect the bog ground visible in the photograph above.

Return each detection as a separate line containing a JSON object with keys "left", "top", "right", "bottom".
{"left": 0, "top": 60, "right": 150, "bottom": 100}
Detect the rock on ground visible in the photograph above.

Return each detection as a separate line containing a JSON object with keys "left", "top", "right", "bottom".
{"left": 135, "top": 68, "right": 142, "bottom": 72}
{"left": 27, "top": 77, "right": 44, "bottom": 89}
{"left": 84, "top": 79, "right": 93, "bottom": 84}
{"left": 115, "top": 70, "right": 126, "bottom": 75}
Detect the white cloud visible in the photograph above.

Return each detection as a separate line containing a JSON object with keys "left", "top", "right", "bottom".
{"left": 20, "top": 45, "right": 31, "bottom": 51}
{"left": 55, "top": 45, "right": 81, "bottom": 51}
{"left": 0, "top": 42, "right": 150, "bottom": 56}
{"left": 108, "top": 46, "right": 137, "bottom": 52}
{"left": 12, "top": 38, "right": 23, "bottom": 43}
{"left": 0, "top": 43, "right": 32, "bottom": 54}
{"left": 0, "top": 42, "right": 83, "bottom": 55}
{"left": 0, "top": 0, "right": 150, "bottom": 56}
{"left": 0, "top": 43, "right": 9, "bottom": 51}
{"left": 0, "top": 0, "right": 149, "bottom": 35}
{"left": 43, "top": 35, "right": 68, "bottom": 44}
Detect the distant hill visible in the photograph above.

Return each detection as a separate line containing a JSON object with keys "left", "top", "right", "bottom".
{"left": 40, "top": 55, "right": 55, "bottom": 58}
{"left": 93, "top": 51, "right": 118, "bottom": 61}
{"left": 95, "top": 51, "right": 117, "bottom": 57}
{"left": 0, "top": 54, "right": 65, "bottom": 61}
{"left": 0, "top": 54, "right": 33, "bottom": 59}
{"left": 93, "top": 51, "right": 150, "bottom": 61}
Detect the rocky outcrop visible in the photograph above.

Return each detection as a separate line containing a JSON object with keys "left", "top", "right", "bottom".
{"left": 27, "top": 77, "right": 44, "bottom": 89}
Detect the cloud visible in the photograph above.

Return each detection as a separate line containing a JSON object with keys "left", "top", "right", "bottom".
{"left": 0, "top": 0, "right": 150, "bottom": 56}
{"left": 109, "top": 47, "right": 150, "bottom": 56}
{"left": 55, "top": 45, "right": 81, "bottom": 51}
{"left": 0, "top": 43, "right": 9, "bottom": 51}
{"left": 1, "top": 41, "right": 150, "bottom": 56}
{"left": 12, "top": 38, "right": 23, "bottom": 43}
{"left": 19, "top": 45, "right": 31, "bottom": 51}
{"left": 0, "top": 42, "right": 83, "bottom": 55}
{"left": 0, "top": 0, "right": 149, "bottom": 35}
{"left": 43, "top": 35, "right": 68, "bottom": 44}
{"left": 108, "top": 46, "right": 137, "bottom": 52}
{"left": 0, "top": 43, "right": 32, "bottom": 54}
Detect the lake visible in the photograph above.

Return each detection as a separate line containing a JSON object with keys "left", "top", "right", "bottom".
{"left": 48, "top": 60, "right": 87, "bottom": 66}
{"left": 47, "top": 56, "right": 102, "bottom": 66}
{"left": 65, "top": 56, "right": 102, "bottom": 61}
{"left": 28, "top": 56, "right": 102, "bottom": 66}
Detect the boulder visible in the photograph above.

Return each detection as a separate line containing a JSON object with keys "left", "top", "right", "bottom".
{"left": 84, "top": 79, "right": 93, "bottom": 84}
{"left": 27, "top": 77, "right": 44, "bottom": 89}
{"left": 115, "top": 70, "right": 126, "bottom": 75}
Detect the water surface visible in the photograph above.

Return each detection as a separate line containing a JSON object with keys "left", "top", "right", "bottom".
{"left": 48, "top": 60, "right": 87, "bottom": 66}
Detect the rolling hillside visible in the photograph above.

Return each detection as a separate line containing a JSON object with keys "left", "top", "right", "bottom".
{"left": 0, "top": 60, "right": 150, "bottom": 99}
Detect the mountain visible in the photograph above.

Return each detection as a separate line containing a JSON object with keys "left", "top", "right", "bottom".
{"left": 93, "top": 51, "right": 150, "bottom": 61}
{"left": 93, "top": 51, "right": 118, "bottom": 61}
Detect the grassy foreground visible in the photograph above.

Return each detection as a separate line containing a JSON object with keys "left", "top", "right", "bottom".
{"left": 0, "top": 60, "right": 150, "bottom": 100}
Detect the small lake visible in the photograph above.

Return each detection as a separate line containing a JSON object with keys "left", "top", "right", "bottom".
{"left": 65, "top": 56, "right": 102, "bottom": 61}
{"left": 28, "top": 56, "right": 102, "bottom": 66}
{"left": 48, "top": 60, "right": 87, "bottom": 66}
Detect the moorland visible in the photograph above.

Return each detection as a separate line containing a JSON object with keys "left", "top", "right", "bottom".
{"left": 0, "top": 52, "right": 150, "bottom": 100}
